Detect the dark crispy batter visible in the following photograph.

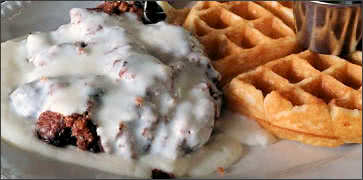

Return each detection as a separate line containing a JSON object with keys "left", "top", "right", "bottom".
{"left": 36, "top": 111, "right": 71, "bottom": 146}
{"left": 37, "top": 111, "right": 64, "bottom": 140}
{"left": 151, "top": 169, "right": 175, "bottom": 179}
{"left": 65, "top": 113, "right": 94, "bottom": 150}
{"left": 88, "top": 1, "right": 143, "bottom": 19}
{"left": 36, "top": 111, "right": 102, "bottom": 152}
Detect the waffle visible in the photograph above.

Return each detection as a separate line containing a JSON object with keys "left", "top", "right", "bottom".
{"left": 224, "top": 50, "right": 362, "bottom": 147}
{"left": 181, "top": 1, "right": 298, "bottom": 85}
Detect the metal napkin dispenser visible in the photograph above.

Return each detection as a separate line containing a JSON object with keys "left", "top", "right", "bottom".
{"left": 293, "top": 1, "right": 362, "bottom": 55}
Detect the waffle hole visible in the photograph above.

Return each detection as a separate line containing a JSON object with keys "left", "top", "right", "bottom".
{"left": 331, "top": 64, "right": 362, "bottom": 90}
{"left": 334, "top": 97, "right": 360, "bottom": 110}
{"left": 301, "top": 78, "right": 336, "bottom": 104}
{"left": 253, "top": 18, "right": 287, "bottom": 39}
{"left": 270, "top": 61, "right": 306, "bottom": 84}
{"left": 304, "top": 54, "right": 334, "bottom": 72}
{"left": 280, "top": 91, "right": 305, "bottom": 106}
{"left": 229, "top": 2, "right": 264, "bottom": 20}
{"left": 245, "top": 75, "right": 276, "bottom": 97}
{"left": 225, "top": 30, "right": 256, "bottom": 49}
{"left": 200, "top": 9, "right": 231, "bottom": 29}
{"left": 336, "top": 75, "right": 361, "bottom": 90}
{"left": 251, "top": 80, "right": 271, "bottom": 97}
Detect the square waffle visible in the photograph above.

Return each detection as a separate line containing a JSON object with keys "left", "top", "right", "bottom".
{"left": 224, "top": 50, "right": 362, "bottom": 147}
{"left": 182, "top": 1, "right": 298, "bottom": 85}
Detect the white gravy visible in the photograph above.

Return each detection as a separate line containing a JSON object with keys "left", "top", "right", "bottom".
{"left": 1, "top": 8, "right": 275, "bottom": 177}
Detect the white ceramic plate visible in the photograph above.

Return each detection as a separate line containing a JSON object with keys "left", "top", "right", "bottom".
{"left": 1, "top": 1, "right": 362, "bottom": 179}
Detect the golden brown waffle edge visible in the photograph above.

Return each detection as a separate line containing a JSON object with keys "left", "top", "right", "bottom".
{"left": 182, "top": 1, "right": 299, "bottom": 85}
{"left": 224, "top": 50, "right": 362, "bottom": 147}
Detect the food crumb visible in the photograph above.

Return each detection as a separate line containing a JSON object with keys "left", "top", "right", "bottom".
{"left": 40, "top": 76, "right": 48, "bottom": 82}
{"left": 217, "top": 167, "right": 225, "bottom": 176}
{"left": 135, "top": 97, "right": 144, "bottom": 106}
{"left": 77, "top": 47, "right": 86, "bottom": 55}
{"left": 36, "top": 111, "right": 102, "bottom": 152}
